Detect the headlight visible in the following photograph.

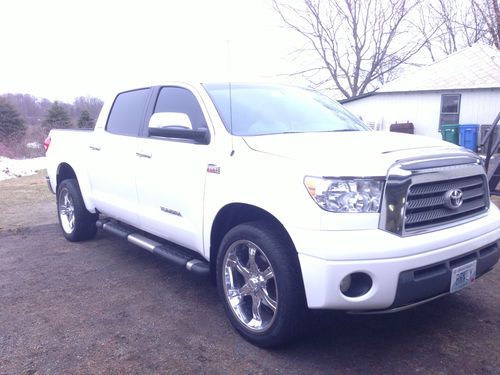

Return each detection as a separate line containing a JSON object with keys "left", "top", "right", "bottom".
{"left": 304, "top": 176, "right": 384, "bottom": 213}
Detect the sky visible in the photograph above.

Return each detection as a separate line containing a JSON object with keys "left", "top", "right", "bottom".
{"left": 0, "top": 0, "right": 306, "bottom": 102}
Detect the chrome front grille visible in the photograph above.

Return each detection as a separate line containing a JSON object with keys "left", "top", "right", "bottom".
{"left": 379, "top": 153, "right": 489, "bottom": 236}
{"left": 404, "top": 175, "right": 489, "bottom": 232}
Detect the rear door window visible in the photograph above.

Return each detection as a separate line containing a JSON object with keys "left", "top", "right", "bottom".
{"left": 106, "top": 88, "right": 150, "bottom": 136}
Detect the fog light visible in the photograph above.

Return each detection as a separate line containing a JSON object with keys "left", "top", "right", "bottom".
{"left": 340, "top": 272, "right": 373, "bottom": 298}
{"left": 340, "top": 275, "right": 352, "bottom": 293}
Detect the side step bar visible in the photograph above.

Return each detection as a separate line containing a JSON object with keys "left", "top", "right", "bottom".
{"left": 96, "top": 219, "right": 210, "bottom": 276}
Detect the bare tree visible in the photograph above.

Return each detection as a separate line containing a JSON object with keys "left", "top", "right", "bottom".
{"left": 434, "top": 0, "right": 459, "bottom": 54}
{"left": 463, "top": 1, "right": 489, "bottom": 46}
{"left": 72, "top": 96, "right": 104, "bottom": 121}
{"left": 473, "top": 0, "right": 500, "bottom": 48}
{"left": 417, "top": 0, "right": 489, "bottom": 61}
{"left": 272, "top": 0, "right": 428, "bottom": 98}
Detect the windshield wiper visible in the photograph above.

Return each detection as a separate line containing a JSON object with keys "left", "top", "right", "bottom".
{"left": 323, "top": 129, "right": 360, "bottom": 132}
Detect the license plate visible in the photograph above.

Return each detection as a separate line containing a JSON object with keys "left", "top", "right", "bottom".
{"left": 450, "top": 260, "right": 477, "bottom": 293}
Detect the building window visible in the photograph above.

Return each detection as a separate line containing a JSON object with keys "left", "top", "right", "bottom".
{"left": 439, "top": 94, "right": 461, "bottom": 129}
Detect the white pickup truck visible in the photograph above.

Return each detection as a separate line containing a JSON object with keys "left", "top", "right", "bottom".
{"left": 45, "top": 82, "right": 500, "bottom": 347}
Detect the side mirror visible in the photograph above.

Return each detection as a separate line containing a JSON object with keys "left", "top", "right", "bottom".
{"left": 148, "top": 112, "right": 210, "bottom": 144}
{"left": 148, "top": 112, "right": 193, "bottom": 130}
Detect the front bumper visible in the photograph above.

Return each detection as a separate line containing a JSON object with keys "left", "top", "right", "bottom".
{"left": 294, "top": 207, "right": 500, "bottom": 310}
{"left": 390, "top": 242, "right": 498, "bottom": 310}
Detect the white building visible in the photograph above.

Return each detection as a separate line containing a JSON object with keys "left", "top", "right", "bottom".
{"left": 342, "top": 44, "right": 500, "bottom": 140}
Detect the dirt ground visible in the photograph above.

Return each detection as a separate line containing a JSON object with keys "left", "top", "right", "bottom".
{"left": 1, "top": 173, "right": 499, "bottom": 374}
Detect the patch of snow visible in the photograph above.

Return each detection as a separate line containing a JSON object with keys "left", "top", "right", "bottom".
{"left": 0, "top": 156, "right": 46, "bottom": 181}
{"left": 26, "top": 142, "right": 42, "bottom": 149}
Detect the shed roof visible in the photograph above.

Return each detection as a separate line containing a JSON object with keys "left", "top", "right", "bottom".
{"left": 378, "top": 44, "right": 500, "bottom": 93}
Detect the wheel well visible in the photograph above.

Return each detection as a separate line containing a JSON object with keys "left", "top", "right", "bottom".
{"left": 209, "top": 203, "right": 295, "bottom": 279}
{"left": 56, "top": 163, "right": 77, "bottom": 188}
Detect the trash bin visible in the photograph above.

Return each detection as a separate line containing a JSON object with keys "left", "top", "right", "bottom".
{"left": 459, "top": 124, "right": 479, "bottom": 152}
{"left": 390, "top": 122, "right": 414, "bottom": 134}
{"left": 441, "top": 124, "right": 460, "bottom": 145}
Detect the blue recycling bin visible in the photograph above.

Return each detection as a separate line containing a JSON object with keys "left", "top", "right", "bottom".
{"left": 459, "top": 124, "right": 479, "bottom": 152}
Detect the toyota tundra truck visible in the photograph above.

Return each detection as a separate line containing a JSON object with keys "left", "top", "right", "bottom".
{"left": 45, "top": 82, "right": 500, "bottom": 347}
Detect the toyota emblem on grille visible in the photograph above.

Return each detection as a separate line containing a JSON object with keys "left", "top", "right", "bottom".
{"left": 444, "top": 189, "right": 464, "bottom": 209}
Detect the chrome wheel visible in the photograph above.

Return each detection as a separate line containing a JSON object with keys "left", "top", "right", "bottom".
{"left": 222, "top": 240, "right": 278, "bottom": 332}
{"left": 58, "top": 189, "right": 75, "bottom": 234}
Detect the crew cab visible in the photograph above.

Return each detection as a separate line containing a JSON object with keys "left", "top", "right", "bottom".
{"left": 45, "top": 82, "right": 500, "bottom": 347}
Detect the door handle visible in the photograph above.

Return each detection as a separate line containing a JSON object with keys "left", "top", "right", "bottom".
{"left": 89, "top": 145, "right": 101, "bottom": 151}
{"left": 136, "top": 151, "right": 152, "bottom": 159}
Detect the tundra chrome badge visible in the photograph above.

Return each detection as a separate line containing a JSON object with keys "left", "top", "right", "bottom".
{"left": 160, "top": 206, "right": 182, "bottom": 217}
{"left": 444, "top": 189, "right": 464, "bottom": 210}
{"left": 207, "top": 164, "right": 220, "bottom": 174}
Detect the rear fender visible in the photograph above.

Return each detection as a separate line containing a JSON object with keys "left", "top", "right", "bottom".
{"left": 56, "top": 163, "right": 96, "bottom": 213}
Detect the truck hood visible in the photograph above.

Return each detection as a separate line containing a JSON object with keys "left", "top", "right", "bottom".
{"left": 242, "top": 131, "right": 464, "bottom": 176}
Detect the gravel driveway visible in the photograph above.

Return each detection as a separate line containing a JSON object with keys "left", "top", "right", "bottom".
{"left": 1, "top": 173, "right": 499, "bottom": 374}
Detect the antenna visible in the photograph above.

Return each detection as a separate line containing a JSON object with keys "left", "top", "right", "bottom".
{"left": 227, "top": 39, "right": 235, "bottom": 156}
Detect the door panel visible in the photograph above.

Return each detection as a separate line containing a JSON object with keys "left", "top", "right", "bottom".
{"left": 135, "top": 139, "right": 209, "bottom": 251}
{"left": 135, "top": 86, "right": 211, "bottom": 252}
{"left": 88, "top": 132, "right": 142, "bottom": 226}
{"left": 87, "top": 88, "right": 152, "bottom": 227}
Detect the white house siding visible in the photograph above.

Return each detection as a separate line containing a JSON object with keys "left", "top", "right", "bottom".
{"left": 459, "top": 89, "right": 500, "bottom": 125}
{"left": 343, "top": 92, "right": 442, "bottom": 139}
{"left": 343, "top": 89, "right": 500, "bottom": 140}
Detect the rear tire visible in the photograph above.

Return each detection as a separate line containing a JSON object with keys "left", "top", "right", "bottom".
{"left": 57, "top": 178, "right": 97, "bottom": 242}
{"left": 216, "top": 221, "right": 308, "bottom": 347}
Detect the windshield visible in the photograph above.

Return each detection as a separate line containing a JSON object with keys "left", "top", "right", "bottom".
{"left": 203, "top": 83, "right": 368, "bottom": 136}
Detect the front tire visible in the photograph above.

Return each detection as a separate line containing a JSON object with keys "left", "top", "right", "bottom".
{"left": 216, "top": 221, "right": 307, "bottom": 347}
{"left": 57, "top": 178, "right": 97, "bottom": 242}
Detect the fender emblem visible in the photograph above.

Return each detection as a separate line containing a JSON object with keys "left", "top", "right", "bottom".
{"left": 207, "top": 164, "right": 220, "bottom": 174}
{"left": 160, "top": 206, "right": 182, "bottom": 217}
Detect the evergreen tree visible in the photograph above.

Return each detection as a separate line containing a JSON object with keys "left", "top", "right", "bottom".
{"left": 43, "top": 101, "right": 72, "bottom": 131}
{"left": 0, "top": 98, "right": 26, "bottom": 142}
{"left": 77, "top": 110, "right": 95, "bottom": 129}
{"left": 73, "top": 96, "right": 104, "bottom": 121}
